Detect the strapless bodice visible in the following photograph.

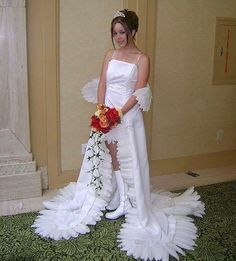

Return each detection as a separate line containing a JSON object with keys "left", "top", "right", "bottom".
{"left": 105, "top": 59, "right": 138, "bottom": 108}
{"left": 106, "top": 59, "right": 138, "bottom": 89}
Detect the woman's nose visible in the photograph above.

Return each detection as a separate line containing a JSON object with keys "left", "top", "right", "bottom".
{"left": 116, "top": 34, "right": 122, "bottom": 40}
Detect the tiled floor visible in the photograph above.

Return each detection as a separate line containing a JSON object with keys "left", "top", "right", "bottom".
{"left": 0, "top": 164, "right": 236, "bottom": 216}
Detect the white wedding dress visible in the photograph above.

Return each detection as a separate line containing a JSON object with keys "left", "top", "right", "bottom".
{"left": 33, "top": 59, "right": 205, "bottom": 261}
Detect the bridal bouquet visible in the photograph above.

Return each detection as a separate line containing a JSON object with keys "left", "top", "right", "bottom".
{"left": 90, "top": 104, "right": 122, "bottom": 134}
{"left": 88, "top": 104, "right": 122, "bottom": 193}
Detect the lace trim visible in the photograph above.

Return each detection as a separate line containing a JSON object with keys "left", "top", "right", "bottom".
{"left": 133, "top": 86, "right": 152, "bottom": 111}
{"left": 115, "top": 127, "right": 205, "bottom": 260}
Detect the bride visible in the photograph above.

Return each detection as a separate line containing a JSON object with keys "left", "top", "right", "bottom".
{"left": 33, "top": 9, "right": 205, "bottom": 261}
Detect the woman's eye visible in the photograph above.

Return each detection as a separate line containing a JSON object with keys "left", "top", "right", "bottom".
{"left": 113, "top": 31, "right": 125, "bottom": 36}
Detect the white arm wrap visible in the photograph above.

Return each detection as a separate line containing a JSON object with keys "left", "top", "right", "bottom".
{"left": 81, "top": 78, "right": 99, "bottom": 104}
{"left": 133, "top": 85, "right": 152, "bottom": 111}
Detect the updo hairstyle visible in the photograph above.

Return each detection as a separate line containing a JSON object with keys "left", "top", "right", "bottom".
{"left": 111, "top": 9, "right": 139, "bottom": 47}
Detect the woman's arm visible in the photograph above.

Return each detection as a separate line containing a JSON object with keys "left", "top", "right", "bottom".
{"left": 97, "top": 50, "right": 113, "bottom": 104}
{"left": 121, "top": 54, "right": 150, "bottom": 115}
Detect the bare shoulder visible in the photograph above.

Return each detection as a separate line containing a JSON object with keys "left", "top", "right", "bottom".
{"left": 139, "top": 53, "right": 150, "bottom": 66}
{"left": 104, "top": 49, "right": 115, "bottom": 61}
{"left": 100, "top": 49, "right": 115, "bottom": 76}
{"left": 136, "top": 52, "right": 150, "bottom": 85}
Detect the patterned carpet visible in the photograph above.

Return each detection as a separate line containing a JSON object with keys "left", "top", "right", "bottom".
{"left": 0, "top": 181, "right": 235, "bottom": 261}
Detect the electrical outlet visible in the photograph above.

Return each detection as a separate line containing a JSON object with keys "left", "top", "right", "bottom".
{"left": 81, "top": 143, "right": 87, "bottom": 154}
{"left": 216, "top": 130, "right": 224, "bottom": 141}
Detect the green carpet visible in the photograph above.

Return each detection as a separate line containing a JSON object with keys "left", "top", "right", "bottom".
{"left": 0, "top": 181, "right": 236, "bottom": 261}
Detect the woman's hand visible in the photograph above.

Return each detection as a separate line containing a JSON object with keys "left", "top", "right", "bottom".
{"left": 91, "top": 105, "right": 122, "bottom": 133}
{"left": 115, "top": 107, "right": 123, "bottom": 118}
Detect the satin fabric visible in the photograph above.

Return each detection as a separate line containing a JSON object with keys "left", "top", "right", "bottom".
{"left": 33, "top": 59, "right": 205, "bottom": 261}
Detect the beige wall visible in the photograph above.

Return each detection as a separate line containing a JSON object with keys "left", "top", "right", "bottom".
{"left": 60, "top": 0, "right": 123, "bottom": 171}
{"left": 151, "top": 0, "right": 236, "bottom": 172}
{"left": 26, "top": 0, "right": 236, "bottom": 188}
{"left": 27, "top": 0, "right": 48, "bottom": 167}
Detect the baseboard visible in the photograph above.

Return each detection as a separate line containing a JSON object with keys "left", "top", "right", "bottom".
{"left": 150, "top": 150, "right": 236, "bottom": 176}
{"left": 150, "top": 164, "right": 236, "bottom": 191}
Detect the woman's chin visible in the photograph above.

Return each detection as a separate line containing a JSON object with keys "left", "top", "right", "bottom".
{"left": 117, "top": 42, "right": 126, "bottom": 48}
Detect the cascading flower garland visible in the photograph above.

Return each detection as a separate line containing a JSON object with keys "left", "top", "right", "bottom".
{"left": 86, "top": 131, "right": 105, "bottom": 192}
{"left": 87, "top": 104, "right": 122, "bottom": 193}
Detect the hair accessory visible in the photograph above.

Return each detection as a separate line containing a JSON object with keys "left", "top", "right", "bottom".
{"left": 113, "top": 10, "right": 125, "bottom": 18}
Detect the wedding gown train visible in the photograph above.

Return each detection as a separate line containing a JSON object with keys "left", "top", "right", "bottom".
{"left": 33, "top": 59, "right": 205, "bottom": 261}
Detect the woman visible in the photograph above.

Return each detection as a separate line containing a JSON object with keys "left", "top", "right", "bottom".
{"left": 33, "top": 10, "right": 204, "bottom": 261}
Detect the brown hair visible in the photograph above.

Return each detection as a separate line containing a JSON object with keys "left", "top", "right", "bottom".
{"left": 111, "top": 9, "right": 139, "bottom": 48}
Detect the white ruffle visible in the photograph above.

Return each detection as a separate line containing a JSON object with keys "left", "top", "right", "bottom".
{"left": 32, "top": 115, "right": 205, "bottom": 261}
{"left": 133, "top": 85, "right": 152, "bottom": 111}
{"left": 81, "top": 78, "right": 99, "bottom": 104}
{"left": 81, "top": 79, "right": 152, "bottom": 112}
{"left": 115, "top": 127, "right": 205, "bottom": 261}
{"left": 32, "top": 133, "right": 113, "bottom": 240}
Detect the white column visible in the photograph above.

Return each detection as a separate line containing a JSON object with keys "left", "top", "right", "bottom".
{"left": 0, "top": 0, "right": 30, "bottom": 154}
{"left": 0, "top": 0, "right": 42, "bottom": 202}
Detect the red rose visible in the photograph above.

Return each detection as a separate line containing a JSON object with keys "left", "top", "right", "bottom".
{"left": 90, "top": 106, "right": 121, "bottom": 134}
{"left": 90, "top": 115, "right": 100, "bottom": 131}
{"left": 106, "top": 108, "right": 120, "bottom": 125}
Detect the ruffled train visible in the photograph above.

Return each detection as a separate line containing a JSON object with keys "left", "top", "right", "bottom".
{"left": 115, "top": 125, "right": 204, "bottom": 261}
{"left": 32, "top": 127, "right": 205, "bottom": 261}
{"left": 33, "top": 76, "right": 205, "bottom": 260}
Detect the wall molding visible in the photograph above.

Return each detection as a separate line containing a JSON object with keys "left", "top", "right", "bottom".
{"left": 27, "top": 0, "right": 236, "bottom": 189}
{"left": 150, "top": 150, "right": 236, "bottom": 176}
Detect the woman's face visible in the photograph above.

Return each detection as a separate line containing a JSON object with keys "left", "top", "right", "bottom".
{"left": 112, "top": 23, "right": 129, "bottom": 47}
